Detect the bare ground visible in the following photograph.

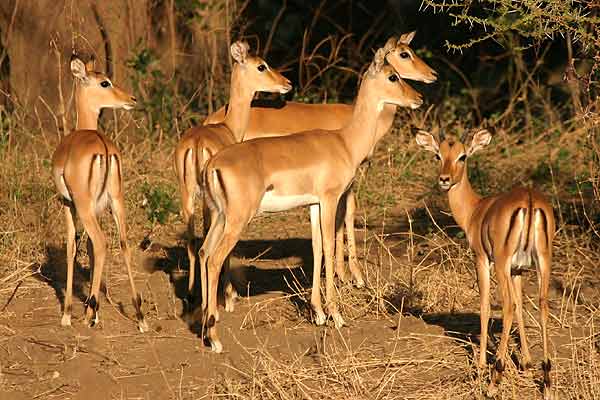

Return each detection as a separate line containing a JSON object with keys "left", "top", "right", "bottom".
{"left": 1, "top": 116, "right": 599, "bottom": 399}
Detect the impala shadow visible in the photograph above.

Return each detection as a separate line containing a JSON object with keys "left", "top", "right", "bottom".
{"left": 146, "top": 236, "right": 315, "bottom": 317}
{"left": 34, "top": 244, "right": 118, "bottom": 314}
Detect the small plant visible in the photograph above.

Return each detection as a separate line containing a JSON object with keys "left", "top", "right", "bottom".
{"left": 140, "top": 182, "right": 178, "bottom": 225}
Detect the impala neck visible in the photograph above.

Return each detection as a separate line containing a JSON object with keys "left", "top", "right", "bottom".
{"left": 223, "top": 65, "right": 254, "bottom": 142}
{"left": 340, "top": 82, "right": 392, "bottom": 168}
{"left": 447, "top": 168, "right": 481, "bottom": 233}
{"left": 75, "top": 88, "right": 100, "bottom": 131}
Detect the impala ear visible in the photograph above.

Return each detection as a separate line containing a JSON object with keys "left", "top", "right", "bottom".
{"left": 70, "top": 56, "right": 88, "bottom": 82}
{"left": 231, "top": 41, "right": 250, "bottom": 65}
{"left": 467, "top": 129, "right": 492, "bottom": 156}
{"left": 368, "top": 47, "right": 386, "bottom": 76}
{"left": 398, "top": 31, "right": 416, "bottom": 45}
{"left": 383, "top": 36, "right": 398, "bottom": 53}
{"left": 415, "top": 129, "right": 439, "bottom": 153}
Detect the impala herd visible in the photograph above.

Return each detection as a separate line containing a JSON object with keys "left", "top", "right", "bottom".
{"left": 51, "top": 33, "right": 555, "bottom": 398}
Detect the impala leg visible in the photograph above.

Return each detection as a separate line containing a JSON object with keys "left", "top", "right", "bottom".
{"left": 536, "top": 233, "right": 553, "bottom": 399}
{"left": 488, "top": 256, "right": 513, "bottom": 396}
{"left": 335, "top": 193, "right": 348, "bottom": 284}
{"left": 345, "top": 190, "right": 364, "bottom": 287}
{"left": 199, "top": 207, "right": 223, "bottom": 320}
{"left": 309, "top": 204, "right": 326, "bottom": 325}
{"left": 511, "top": 273, "right": 532, "bottom": 369}
{"left": 109, "top": 175, "right": 148, "bottom": 332}
{"left": 182, "top": 189, "right": 196, "bottom": 306}
{"left": 321, "top": 196, "right": 344, "bottom": 328}
{"left": 223, "top": 254, "right": 238, "bottom": 313}
{"left": 476, "top": 256, "right": 491, "bottom": 369}
{"left": 76, "top": 201, "right": 106, "bottom": 327}
{"left": 61, "top": 203, "right": 77, "bottom": 327}
{"left": 205, "top": 221, "right": 244, "bottom": 353}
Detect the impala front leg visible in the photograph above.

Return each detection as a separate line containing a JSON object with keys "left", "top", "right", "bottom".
{"left": 310, "top": 204, "right": 326, "bottom": 325}
{"left": 320, "top": 196, "right": 344, "bottom": 328}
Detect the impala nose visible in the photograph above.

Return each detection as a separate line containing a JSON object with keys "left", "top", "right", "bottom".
{"left": 439, "top": 175, "right": 451, "bottom": 190}
{"left": 131, "top": 96, "right": 137, "bottom": 103}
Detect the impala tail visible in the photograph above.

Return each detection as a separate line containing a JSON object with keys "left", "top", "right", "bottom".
{"left": 91, "top": 136, "right": 112, "bottom": 215}
{"left": 510, "top": 189, "right": 535, "bottom": 269}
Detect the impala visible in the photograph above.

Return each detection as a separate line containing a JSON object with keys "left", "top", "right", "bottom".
{"left": 205, "top": 32, "right": 437, "bottom": 287}
{"left": 199, "top": 48, "right": 423, "bottom": 352}
{"left": 415, "top": 128, "right": 555, "bottom": 399}
{"left": 52, "top": 56, "right": 147, "bottom": 332}
{"left": 174, "top": 41, "right": 292, "bottom": 309}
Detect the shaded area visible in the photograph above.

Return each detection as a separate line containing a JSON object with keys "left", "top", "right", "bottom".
{"left": 144, "top": 236, "right": 316, "bottom": 323}
{"left": 33, "top": 245, "right": 91, "bottom": 311}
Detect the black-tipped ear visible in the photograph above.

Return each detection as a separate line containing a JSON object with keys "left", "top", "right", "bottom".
{"left": 70, "top": 56, "right": 88, "bottom": 81}
{"left": 367, "top": 47, "right": 386, "bottom": 76}
{"left": 384, "top": 36, "right": 398, "bottom": 53}
{"left": 467, "top": 129, "right": 492, "bottom": 155}
{"left": 231, "top": 41, "right": 250, "bottom": 64}
{"left": 415, "top": 129, "right": 439, "bottom": 153}
{"left": 398, "top": 31, "right": 416, "bottom": 45}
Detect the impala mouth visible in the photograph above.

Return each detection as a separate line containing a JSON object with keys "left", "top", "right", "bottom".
{"left": 122, "top": 103, "right": 136, "bottom": 110}
{"left": 410, "top": 98, "right": 424, "bottom": 109}
{"left": 439, "top": 182, "right": 451, "bottom": 191}
{"left": 280, "top": 83, "right": 293, "bottom": 94}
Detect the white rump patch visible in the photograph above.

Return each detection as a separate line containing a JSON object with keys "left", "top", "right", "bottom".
{"left": 258, "top": 192, "right": 319, "bottom": 213}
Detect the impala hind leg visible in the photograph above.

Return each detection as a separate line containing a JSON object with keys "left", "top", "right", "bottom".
{"left": 335, "top": 194, "right": 348, "bottom": 284}
{"left": 310, "top": 204, "right": 326, "bottom": 325}
{"left": 511, "top": 273, "right": 532, "bottom": 369}
{"left": 108, "top": 156, "right": 147, "bottom": 332}
{"left": 75, "top": 200, "right": 106, "bottom": 327}
{"left": 61, "top": 203, "right": 77, "bottom": 327}
{"left": 488, "top": 256, "right": 514, "bottom": 396}
{"left": 476, "top": 256, "right": 491, "bottom": 369}
{"left": 345, "top": 190, "right": 364, "bottom": 287}
{"left": 536, "top": 237, "right": 553, "bottom": 399}
{"left": 205, "top": 221, "right": 245, "bottom": 353}
{"left": 181, "top": 188, "right": 196, "bottom": 306}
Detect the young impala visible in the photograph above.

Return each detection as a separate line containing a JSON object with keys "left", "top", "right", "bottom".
{"left": 205, "top": 32, "right": 437, "bottom": 287}
{"left": 52, "top": 56, "right": 147, "bottom": 332}
{"left": 199, "top": 48, "right": 423, "bottom": 352}
{"left": 415, "top": 128, "right": 555, "bottom": 399}
{"left": 174, "top": 41, "right": 292, "bottom": 308}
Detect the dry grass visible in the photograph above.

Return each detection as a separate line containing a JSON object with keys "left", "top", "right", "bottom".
{"left": 0, "top": 96, "right": 599, "bottom": 400}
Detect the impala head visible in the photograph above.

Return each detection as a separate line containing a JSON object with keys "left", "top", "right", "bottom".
{"left": 415, "top": 128, "right": 492, "bottom": 191}
{"left": 230, "top": 41, "right": 292, "bottom": 95}
{"left": 384, "top": 32, "right": 438, "bottom": 83}
{"left": 70, "top": 56, "right": 137, "bottom": 112}
{"left": 365, "top": 47, "right": 423, "bottom": 110}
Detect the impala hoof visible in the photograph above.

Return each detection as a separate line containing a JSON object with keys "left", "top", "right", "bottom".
{"left": 354, "top": 277, "right": 365, "bottom": 289}
{"left": 61, "top": 314, "right": 72, "bottom": 327}
{"left": 331, "top": 312, "right": 345, "bottom": 329}
{"left": 314, "top": 309, "right": 327, "bottom": 326}
{"left": 138, "top": 318, "right": 149, "bottom": 333}
{"left": 224, "top": 290, "right": 237, "bottom": 313}
{"left": 210, "top": 338, "right": 223, "bottom": 353}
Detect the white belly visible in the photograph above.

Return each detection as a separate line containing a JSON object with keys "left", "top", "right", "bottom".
{"left": 258, "top": 192, "right": 319, "bottom": 213}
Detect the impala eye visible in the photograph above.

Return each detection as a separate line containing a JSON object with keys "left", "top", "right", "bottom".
{"left": 400, "top": 52, "right": 410, "bottom": 59}
{"left": 100, "top": 80, "right": 111, "bottom": 88}
{"left": 458, "top": 154, "right": 467, "bottom": 162}
{"left": 434, "top": 154, "right": 441, "bottom": 161}
{"left": 388, "top": 74, "right": 399, "bottom": 82}
{"left": 257, "top": 64, "right": 267, "bottom": 72}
